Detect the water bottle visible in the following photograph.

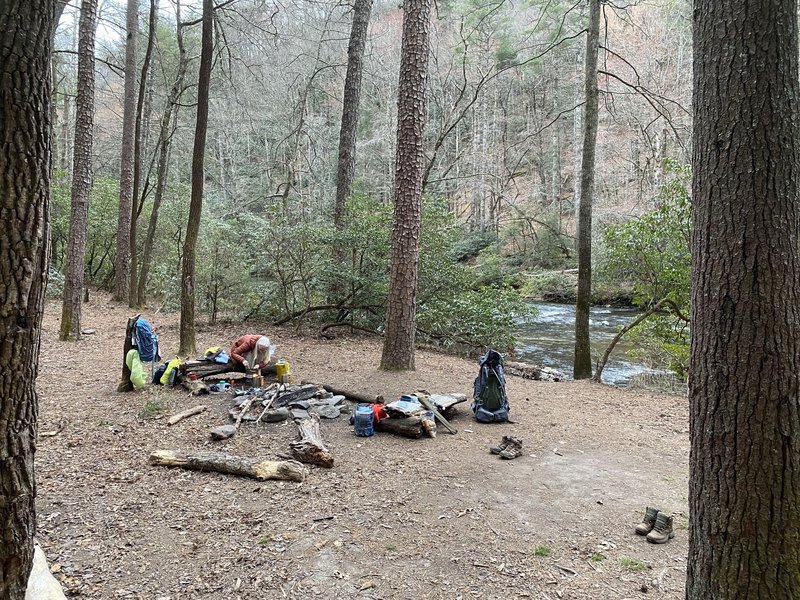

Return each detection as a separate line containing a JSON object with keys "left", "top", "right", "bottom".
{"left": 354, "top": 404, "right": 374, "bottom": 437}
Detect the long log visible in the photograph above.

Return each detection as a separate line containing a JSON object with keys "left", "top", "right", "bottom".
{"left": 179, "top": 359, "right": 277, "bottom": 379}
{"left": 316, "top": 383, "right": 381, "bottom": 405}
{"left": 505, "top": 361, "right": 565, "bottom": 382}
{"left": 167, "top": 404, "right": 207, "bottom": 426}
{"left": 149, "top": 449, "right": 306, "bottom": 482}
{"left": 290, "top": 416, "right": 334, "bottom": 468}
{"left": 375, "top": 416, "right": 424, "bottom": 439}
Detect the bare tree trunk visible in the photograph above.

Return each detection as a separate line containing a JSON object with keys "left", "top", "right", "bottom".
{"left": 572, "top": 0, "right": 599, "bottom": 380}
{"left": 179, "top": 0, "right": 213, "bottom": 356}
{"left": 0, "top": 2, "right": 53, "bottom": 597}
{"left": 688, "top": 1, "right": 800, "bottom": 597}
{"left": 379, "top": 0, "right": 432, "bottom": 371}
{"left": 128, "top": 0, "right": 158, "bottom": 307}
{"left": 113, "top": 0, "right": 138, "bottom": 301}
{"left": 60, "top": 0, "right": 97, "bottom": 341}
{"left": 137, "top": 1, "right": 186, "bottom": 307}
{"left": 333, "top": 0, "right": 373, "bottom": 228}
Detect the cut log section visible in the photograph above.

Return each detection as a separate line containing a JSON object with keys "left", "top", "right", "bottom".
{"left": 167, "top": 404, "right": 208, "bottom": 426}
{"left": 149, "top": 450, "right": 306, "bottom": 482}
{"left": 375, "top": 416, "right": 424, "bottom": 439}
{"left": 290, "top": 415, "right": 334, "bottom": 468}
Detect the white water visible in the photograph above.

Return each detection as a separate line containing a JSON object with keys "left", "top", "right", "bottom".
{"left": 514, "top": 302, "right": 674, "bottom": 386}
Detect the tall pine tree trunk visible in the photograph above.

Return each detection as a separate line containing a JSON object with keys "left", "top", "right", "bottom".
{"left": 0, "top": 1, "right": 53, "bottom": 597}
{"left": 60, "top": 0, "right": 97, "bottom": 340}
{"left": 379, "top": 0, "right": 432, "bottom": 371}
{"left": 179, "top": 0, "right": 213, "bottom": 356}
{"left": 688, "top": 1, "right": 800, "bottom": 597}
{"left": 113, "top": 0, "right": 138, "bottom": 301}
{"left": 333, "top": 0, "right": 372, "bottom": 228}
{"left": 572, "top": 0, "right": 600, "bottom": 380}
{"left": 137, "top": 2, "right": 187, "bottom": 308}
{"left": 128, "top": 0, "right": 157, "bottom": 307}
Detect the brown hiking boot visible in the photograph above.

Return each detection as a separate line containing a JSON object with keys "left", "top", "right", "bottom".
{"left": 490, "top": 436, "right": 511, "bottom": 455}
{"left": 499, "top": 437, "right": 523, "bottom": 459}
{"left": 646, "top": 512, "right": 675, "bottom": 544}
{"left": 635, "top": 506, "right": 660, "bottom": 536}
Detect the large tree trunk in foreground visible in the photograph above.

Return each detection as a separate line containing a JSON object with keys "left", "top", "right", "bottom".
{"left": 572, "top": 0, "right": 599, "bottom": 380}
{"left": 149, "top": 450, "right": 306, "bottom": 482}
{"left": 0, "top": 2, "right": 54, "bottom": 597}
{"left": 688, "top": 1, "right": 800, "bottom": 598}
{"left": 179, "top": 0, "right": 213, "bottom": 356}
{"left": 113, "top": 0, "right": 138, "bottom": 301}
{"left": 380, "top": 0, "right": 432, "bottom": 371}
{"left": 60, "top": 0, "right": 97, "bottom": 341}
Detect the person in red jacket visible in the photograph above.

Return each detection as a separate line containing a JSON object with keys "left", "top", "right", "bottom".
{"left": 230, "top": 335, "right": 276, "bottom": 372}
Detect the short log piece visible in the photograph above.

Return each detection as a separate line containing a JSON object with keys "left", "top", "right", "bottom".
{"left": 290, "top": 416, "right": 334, "bottom": 468}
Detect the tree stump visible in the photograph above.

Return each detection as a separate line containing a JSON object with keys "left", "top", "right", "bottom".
{"left": 290, "top": 415, "right": 334, "bottom": 468}
{"left": 149, "top": 450, "right": 306, "bottom": 482}
{"left": 117, "top": 314, "right": 140, "bottom": 392}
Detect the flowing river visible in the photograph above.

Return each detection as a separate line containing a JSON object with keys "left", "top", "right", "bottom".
{"left": 514, "top": 302, "right": 674, "bottom": 386}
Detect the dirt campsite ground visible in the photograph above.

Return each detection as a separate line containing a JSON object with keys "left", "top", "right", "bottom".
{"left": 34, "top": 293, "right": 690, "bottom": 600}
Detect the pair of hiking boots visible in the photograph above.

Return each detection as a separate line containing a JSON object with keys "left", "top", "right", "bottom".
{"left": 489, "top": 436, "right": 523, "bottom": 459}
{"left": 635, "top": 506, "right": 674, "bottom": 544}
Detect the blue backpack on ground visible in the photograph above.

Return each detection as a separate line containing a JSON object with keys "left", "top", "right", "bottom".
{"left": 472, "top": 349, "right": 510, "bottom": 423}
{"left": 133, "top": 318, "right": 159, "bottom": 363}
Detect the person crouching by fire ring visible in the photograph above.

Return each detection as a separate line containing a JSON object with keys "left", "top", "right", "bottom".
{"left": 230, "top": 334, "right": 276, "bottom": 372}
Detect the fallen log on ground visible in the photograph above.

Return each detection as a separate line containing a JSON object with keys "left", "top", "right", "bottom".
{"left": 149, "top": 450, "right": 306, "bottom": 482}
{"left": 167, "top": 404, "right": 207, "bottom": 426}
{"left": 505, "top": 361, "right": 565, "bottom": 382}
{"left": 316, "top": 383, "right": 381, "bottom": 405}
{"left": 290, "top": 415, "right": 334, "bottom": 468}
{"left": 375, "top": 416, "right": 424, "bottom": 439}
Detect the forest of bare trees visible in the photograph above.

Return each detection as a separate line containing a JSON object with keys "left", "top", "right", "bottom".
{"left": 48, "top": 0, "right": 692, "bottom": 334}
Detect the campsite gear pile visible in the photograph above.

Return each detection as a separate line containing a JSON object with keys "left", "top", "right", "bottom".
{"left": 635, "top": 506, "right": 675, "bottom": 544}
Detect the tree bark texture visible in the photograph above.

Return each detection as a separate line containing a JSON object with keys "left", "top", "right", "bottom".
{"left": 572, "top": 0, "right": 599, "bottom": 380}
{"left": 60, "top": 0, "right": 97, "bottom": 341}
{"left": 137, "top": 2, "right": 186, "bottom": 308}
{"left": 179, "top": 0, "right": 213, "bottom": 356}
{"left": 0, "top": 2, "right": 54, "bottom": 597}
{"left": 379, "top": 0, "right": 431, "bottom": 371}
{"left": 113, "top": 0, "right": 138, "bottom": 302}
{"left": 333, "top": 0, "right": 373, "bottom": 228}
{"left": 128, "top": 0, "right": 158, "bottom": 308}
{"left": 688, "top": 1, "right": 800, "bottom": 598}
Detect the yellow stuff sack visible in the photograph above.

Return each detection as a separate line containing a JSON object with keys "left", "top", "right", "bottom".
{"left": 126, "top": 349, "right": 147, "bottom": 389}
{"left": 160, "top": 356, "right": 182, "bottom": 386}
